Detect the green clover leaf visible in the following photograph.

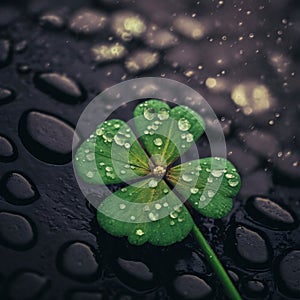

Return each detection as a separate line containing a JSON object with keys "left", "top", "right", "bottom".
{"left": 74, "top": 99, "right": 242, "bottom": 300}
{"left": 75, "top": 99, "right": 240, "bottom": 245}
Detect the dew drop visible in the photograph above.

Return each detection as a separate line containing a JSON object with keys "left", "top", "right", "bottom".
{"left": 143, "top": 107, "right": 155, "bottom": 120}
{"left": 182, "top": 173, "right": 193, "bottom": 182}
{"left": 157, "top": 108, "right": 169, "bottom": 120}
{"left": 200, "top": 195, "right": 206, "bottom": 202}
{"left": 154, "top": 138, "right": 163, "bottom": 146}
{"left": 228, "top": 180, "right": 239, "bottom": 187}
{"left": 136, "top": 229, "right": 144, "bottom": 236}
{"left": 225, "top": 173, "right": 235, "bottom": 179}
{"left": 114, "top": 133, "right": 126, "bottom": 146}
{"left": 190, "top": 187, "right": 199, "bottom": 194}
{"left": 155, "top": 203, "right": 162, "bottom": 210}
{"left": 196, "top": 165, "right": 202, "bottom": 171}
{"left": 105, "top": 166, "right": 113, "bottom": 172}
{"left": 178, "top": 217, "right": 184, "bottom": 222}
{"left": 86, "top": 171, "right": 94, "bottom": 178}
{"left": 96, "top": 128, "right": 104, "bottom": 136}
{"left": 207, "top": 190, "right": 215, "bottom": 197}
{"left": 143, "top": 205, "right": 150, "bottom": 211}
{"left": 170, "top": 220, "right": 175, "bottom": 226}
{"left": 124, "top": 142, "right": 130, "bottom": 149}
{"left": 148, "top": 179, "right": 158, "bottom": 188}
{"left": 148, "top": 212, "right": 159, "bottom": 221}
{"left": 163, "top": 188, "right": 169, "bottom": 194}
{"left": 170, "top": 211, "right": 178, "bottom": 219}
{"left": 186, "top": 133, "right": 194, "bottom": 142}
{"left": 178, "top": 118, "right": 191, "bottom": 131}
{"left": 120, "top": 170, "right": 126, "bottom": 174}
{"left": 163, "top": 202, "right": 169, "bottom": 207}
{"left": 211, "top": 170, "right": 223, "bottom": 177}
{"left": 103, "top": 132, "right": 113, "bottom": 142}
{"left": 119, "top": 203, "right": 126, "bottom": 209}
{"left": 130, "top": 215, "right": 136, "bottom": 221}
{"left": 86, "top": 153, "right": 95, "bottom": 161}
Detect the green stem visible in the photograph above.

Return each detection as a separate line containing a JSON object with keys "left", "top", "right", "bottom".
{"left": 192, "top": 224, "right": 242, "bottom": 300}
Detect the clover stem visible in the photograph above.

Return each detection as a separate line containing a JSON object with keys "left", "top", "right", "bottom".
{"left": 192, "top": 224, "right": 242, "bottom": 300}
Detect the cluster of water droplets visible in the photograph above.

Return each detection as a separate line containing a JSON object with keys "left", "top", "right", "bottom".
{"left": 174, "top": 158, "right": 239, "bottom": 208}
{"left": 115, "top": 180, "right": 186, "bottom": 230}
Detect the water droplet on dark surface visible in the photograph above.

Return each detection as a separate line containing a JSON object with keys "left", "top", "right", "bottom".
{"left": 39, "top": 12, "right": 65, "bottom": 30}
{"left": 58, "top": 242, "right": 99, "bottom": 281}
{"left": 246, "top": 196, "right": 296, "bottom": 229}
{"left": 16, "top": 63, "right": 31, "bottom": 74}
{"left": 69, "top": 8, "right": 107, "bottom": 35}
{"left": 277, "top": 250, "right": 300, "bottom": 297}
{"left": 0, "top": 86, "right": 15, "bottom": 105}
{"left": 0, "top": 212, "right": 36, "bottom": 249}
{"left": 116, "top": 257, "right": 156, "bottom": 291}
{"left": 273, "top": 150, "right": 300, "bottom": 186}
{"left": 0, "top": 135, "right": 17, "bottom": 162}
{"left": 243, "top": 280, "right": 267, "bottom": 298}
{"left": 34, "top": 72, "right": 86, "bottom": 103}
{"left": 0, "top": 172, "right": 39, "bottom": 205}
{"left": 6, "top": 271, "right": 49, "bottom": 300}
{"left": 234, "top": 225, "right": 270, "bottom": 266}
{"left": 14, "top": 40, "right": 28, "bottom": 53}
{"left": 0, "top": 39, "right": 12, "bottom": 68}
{"left": 19, "top": 111, "right": 79, "bottom": 164}
{"left": 173, "top": 274, "right": 212, "bottom": 300}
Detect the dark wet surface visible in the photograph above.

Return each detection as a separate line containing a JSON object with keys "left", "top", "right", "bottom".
{"left": 0, "top": 0, "right": 300, "bottom": 299}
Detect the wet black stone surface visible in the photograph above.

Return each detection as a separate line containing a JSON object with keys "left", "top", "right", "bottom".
{"left": 0, "top": 1, "right": 299, "bottom": 299}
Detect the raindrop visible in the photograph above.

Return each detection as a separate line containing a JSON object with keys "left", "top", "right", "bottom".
{"left": 170, "top": 220, "right": 175, "bottom": 226}
{"left": 211, "top": 170, "right": 223, "bottom": 177}
{"left": 225, "top": 173, "right": 235, "bottom": 179}
{"left": 143, "top": 107, "right": 155, "bottom": 120}
{"left": 155, "top": 203, "right": 162, "bottom": 210}
{"left": 186, "top": 133, "right": 194, "bottom": 142}
{"left": 157, "top": 108, "right": 169, "bottom": 120}
{"left": 207, "top": 190, "right": 215, "bottom": 197}
{"left": 148, "top": 212, "right": 158, "bottom": 221}
{"left": 163, "top": 188, "right": 169, "bottom": 194}
{"left": 190, "top": 187, "right": 199, "bottom": 194}
{"left": 228, "top": 180, "right": 239, "bottom": 187}
{"left": 114, "top": 133, "right": 126, "bottom": 146}
{"left": 120, "top": 170, "right": 126, "bottom": 174}
{"left": 124, "top": 143, "right": 130, "bottom": 149}
{"left": 119, "top": 204, "right": 126, "bottom": 209}
{"left": 96, "top": 128, "right": 104, "bottom": 136}
{"left": 154, "top": 138, "right": 163, "bottom": 146}
{"left": 178, "top": 118, "right": 191, "bottom": 131}
{"left": 130, "top": 216, "right": 136, "bottom": 221}
{"left": 105, "top": 166, "right": 113, "bottom": 172}
{"left": 143, "top": 205, "right": 150, "bottom": 211}
{"left": 200, "top": 195, "right": 206, "bottom": 202}
{"left": 136, "top": 229, "right": 144, "bottom": 236}
{"left": 170, "top": 211, "right": 178, "bottom": 219}
{"left": 148, "top": 179, "right": 158, "bottom": 188}
{"left": 86, "top": 153, "right": 95, "bottom": 161}
{"left": 182, "top": 173, "right": 193, "bottom": 182}
{"left": 86, "top": 171, "right": 94, "bottom": 178}
{"left": 163, "top": 202, "right": 169, "bottom": 207}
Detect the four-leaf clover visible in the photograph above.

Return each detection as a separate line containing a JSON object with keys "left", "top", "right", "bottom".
{"left": 75, "top": 99, "right": 241, "bottom": 246}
